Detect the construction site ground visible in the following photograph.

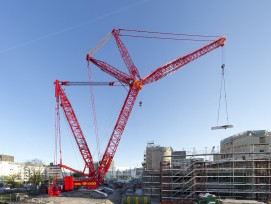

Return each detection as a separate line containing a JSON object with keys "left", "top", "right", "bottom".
{"left": 3, "top": 190, "right": 267, "bottom": 204}
{"left": 12, "top": 189, "right": 122, "bottom": 204}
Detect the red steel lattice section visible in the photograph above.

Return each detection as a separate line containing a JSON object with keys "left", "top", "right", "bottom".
{"left": 56, "top": 28, "right": 226, "bottom": 186}
{"left": 55, "top": 80, "right": 96, "bottom": 177}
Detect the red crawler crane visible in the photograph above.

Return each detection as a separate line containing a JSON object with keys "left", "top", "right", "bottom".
{"left": 55, "top": 80, "right": 119, "bottom": 189}
{"left": 55, "top": 28, "right": 226, "bottom": 189}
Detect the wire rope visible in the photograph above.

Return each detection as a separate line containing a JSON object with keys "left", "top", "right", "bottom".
{"left": 119, "top": 34, "right": 215, "bottom": 42}
{"left": 54, "top": 103, "right": 59, "bottom": 165}
{"left": 216, "top": 64, "right": 223, "bottom": 126}
{"left": 223, "top": 49, "right": 230, "bottom": 125}
{"left": 89, "top": 32, "right": 113, "bottom": 56}
{"left": 118, "top": 29, "right": 220, "bottom": 42}
{"left": 87, "top": 63, "right": 101, "bottom": 163}
{"left": 222, "top": 47, "right": 229, "bottom": 124}
{"left": 100, "top": 108, "right": 120, "bottom": 153}
{"left": 216, "top": 47, "right": 230, "bottom": 126}
{"left": 54, "top": 99, "right": 63, "bottom": 166}
{"left": 58, "top": 105, "right": 62, "bottom": 165}
{"left": 119, "top": 28, "right": 220, "bottom": 38}
{"left": 61, "top": 108, "right": 82, "bottom": 172}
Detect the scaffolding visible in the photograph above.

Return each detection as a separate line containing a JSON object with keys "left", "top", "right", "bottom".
{"left": 142, "top": 152, "right": 271, "bottom": 203}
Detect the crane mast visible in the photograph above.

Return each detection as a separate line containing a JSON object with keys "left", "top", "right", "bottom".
{"left": 97, "top": 83, "right": 141, "bottom": 181}
{"left": 55, "top": 28, "right": 226, "bottom": 187}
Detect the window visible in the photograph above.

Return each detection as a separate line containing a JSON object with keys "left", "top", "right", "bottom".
{"left": 259, "top": 137, "right": 266, "bottom": 143}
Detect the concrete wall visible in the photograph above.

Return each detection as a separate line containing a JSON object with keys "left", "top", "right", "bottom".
{"left": 0, "top": 155, "right": 14, "bottom": 162}
{"left": 0, "top": 161, "right": 46, "bottom": 182}
{"left": 0, "top": 161, "right": 21, "bottom": 177}
{"left": 220, "top": 130, "right": 271, "bottom": 159}
{"left": 145, "top": 145, "right": 172, "bottom": 171}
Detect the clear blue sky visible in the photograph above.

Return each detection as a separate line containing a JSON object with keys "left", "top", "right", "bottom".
{"left": 1, "top": 1, "right": 271, "bottom": 170}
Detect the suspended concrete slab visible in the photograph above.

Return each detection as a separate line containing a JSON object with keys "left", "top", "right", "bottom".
{"left": 211, "top": 124, "right": 233, "bottom": 130}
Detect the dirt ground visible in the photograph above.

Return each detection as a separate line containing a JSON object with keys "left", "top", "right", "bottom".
{"left": 220, "top": 199, "right": 265, "bottom": 204}
{"left": 15, "top": 189, "right": 122, "bottom": 204}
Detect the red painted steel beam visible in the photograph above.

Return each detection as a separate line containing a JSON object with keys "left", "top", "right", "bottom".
{"left": 86, "top": 55, "right": 133, "bottom": 85}
{"left": 142, "top": 36, "right": 226, "bottom": 85}
{"left": 55, "top": 80, "right": 96, "bottom": 177}
{"left": 112, "top": 29, "right": 141, "bottom": 79}
{"left": 97, "top": 83, "right": 141, "bottom": 181}
{"left": 86, "top": 29, "right": 226, "bottom": 184}
{"left": 59, "top": 81, "right": 119, "bottom": 86}
{"left": 59, "top": 164, "right": 90, "bottom": 177}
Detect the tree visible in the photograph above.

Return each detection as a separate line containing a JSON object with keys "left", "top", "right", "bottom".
{"left": 23, "top": 159, "right": 46, "bottom": 186}
{"left": 29, "top": 171, "right": 45, "bottom": 186}
{"left": 72, "top": 172, "right": 83, "bottom": 178}
{"left": 2, "top": 174, "right": 22, "bottom": 188}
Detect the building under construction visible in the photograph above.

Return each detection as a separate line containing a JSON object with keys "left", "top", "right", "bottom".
{"left": 142, "top": 130, "right": 271, "bottom": 203}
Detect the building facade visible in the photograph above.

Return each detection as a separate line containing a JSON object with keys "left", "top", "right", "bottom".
{"left": 220, "top": 130, "right": 271, "bottom": 160}
{"left": 0, "top": 155, "right": 46, "bottom": 183}
{"left": 0, "top": 161, "right": 21, "bottom": 177}
{"left": 0, "top": 154, "right": 14, "bottom": 162}
{"left": 142, "top": 131, "right": 271, "bottom": 202}
{"left": 142, "top": 142, "right": 172, "bottom": 171}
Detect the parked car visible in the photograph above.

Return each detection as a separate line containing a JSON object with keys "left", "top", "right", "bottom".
{"left": 125, "top": 189, "right": 134, "bottom": 196}
{"left": 91, "top": 189, "right": 108, "bottom": 198}
{"left": 99, "top": 186, "right": 114, "bottom": 194}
